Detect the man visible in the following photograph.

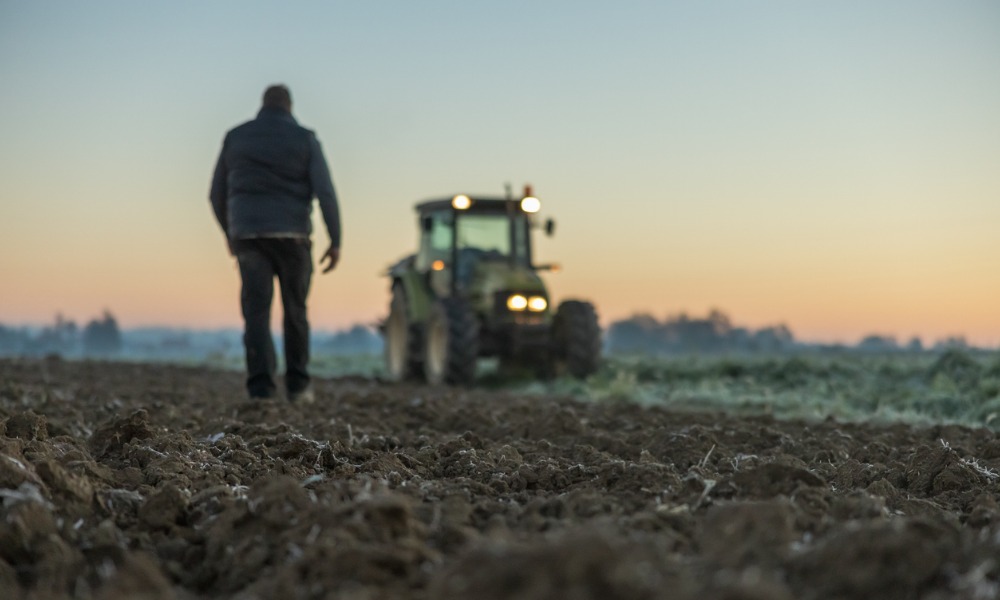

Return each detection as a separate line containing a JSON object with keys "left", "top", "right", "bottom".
{"left": 210, "top": 84, "right": 340, "bottom": 403}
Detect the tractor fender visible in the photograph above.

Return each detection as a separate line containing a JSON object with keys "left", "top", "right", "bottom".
{"left": 394, "top": 270, "right": 433, "bottom": 324}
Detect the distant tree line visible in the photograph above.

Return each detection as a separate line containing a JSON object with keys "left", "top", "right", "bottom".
{"left": 0, "top": 311, "right": 123, "bottom": 357}
{"left": 605, "top": 309, "right": 979, "bottom": 355}
{"left": 0, "top": 309, "right": 981, "bottom": 359}
{"left": 0, "top": 315, "right": 381, "bottom": 360}
{"left": 855, "top": 334, "right": 969, "bottom": 353}
{"left": 606, "top": 309, "right": 795, "bottom": 355}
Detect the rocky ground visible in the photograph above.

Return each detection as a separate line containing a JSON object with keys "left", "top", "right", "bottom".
{"left": 2, "top": 357, "right": 1000, "bottom": 599}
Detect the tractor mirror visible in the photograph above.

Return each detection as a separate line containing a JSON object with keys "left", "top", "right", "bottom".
{"left": 545, "top": 218, "right": 556, "bottom": 236}
{"left": 421, "top": 216, "right": 433, "bottom": 233}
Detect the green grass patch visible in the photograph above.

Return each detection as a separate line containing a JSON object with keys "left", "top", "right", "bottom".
{"left": 515, "top": 351, "right": 1000, "bottom": 429}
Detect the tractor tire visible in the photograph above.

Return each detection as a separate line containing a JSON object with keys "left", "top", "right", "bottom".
{"left": 552, "top": 300, "right": 602, "bottom": 379}
{"left": 384, "top": 283, "right": 424, "bottom": 381}
{"left": 424, "top": 297, "right": 479, "bottom": 385}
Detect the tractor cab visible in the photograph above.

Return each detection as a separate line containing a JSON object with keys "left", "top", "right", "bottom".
{"left": 414, "top": 194, "right": 548, "bottom": 297}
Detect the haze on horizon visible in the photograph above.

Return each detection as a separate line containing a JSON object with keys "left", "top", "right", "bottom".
{"left": 1, "top": 1, "right": 998, "bottom": 347}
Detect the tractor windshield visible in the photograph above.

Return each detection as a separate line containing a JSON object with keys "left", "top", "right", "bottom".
{"left": 416, "top": 208, "right": 532, "bottom": 290}
{"left": 457, "top": 213, "right": 529, "bottom": 266}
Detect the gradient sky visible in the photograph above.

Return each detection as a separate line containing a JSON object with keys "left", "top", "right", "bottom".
{"left": 1, "top": 1, "right": 998, "bottom": 345}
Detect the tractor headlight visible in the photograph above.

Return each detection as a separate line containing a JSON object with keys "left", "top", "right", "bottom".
{"left": 527, "top": 296, "right": 548, "bottom": 312}
{"left": 520, "top": 196, "right": 541, "bottom": 213}
{"left": 452, "top": 194, "right": 472, "bottom": 210}
{"left": 506, "top": 294, "right": 528, "bottom": 311}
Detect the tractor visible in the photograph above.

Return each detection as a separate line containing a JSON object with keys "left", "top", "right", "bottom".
{"left": 383, "top": 187, "right": 601, "bottom": 385}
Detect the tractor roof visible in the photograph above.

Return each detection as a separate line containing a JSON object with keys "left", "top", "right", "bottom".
{"left": 415, "top": 196, "right": 516, "bottom": 214}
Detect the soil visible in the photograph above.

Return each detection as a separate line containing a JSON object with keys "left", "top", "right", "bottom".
{"left": 2, "top": 356, "right": 999, "bottom": 599}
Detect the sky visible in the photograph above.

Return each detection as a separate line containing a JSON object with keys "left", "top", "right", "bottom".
{"left": 1, "top": 1, "right": 998, "bottom": 346}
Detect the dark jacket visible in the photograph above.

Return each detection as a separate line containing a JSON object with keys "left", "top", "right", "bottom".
{"left": 210, "top": 107, "right": 341, "bottom": 247}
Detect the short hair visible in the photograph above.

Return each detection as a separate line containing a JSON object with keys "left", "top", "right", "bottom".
{"left": 262, "top": 85, "right": 292, "bottom": 111}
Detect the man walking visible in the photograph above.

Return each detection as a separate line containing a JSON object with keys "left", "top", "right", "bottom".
{"left": 210, "top": 84, "right": 341, "bottom": 403}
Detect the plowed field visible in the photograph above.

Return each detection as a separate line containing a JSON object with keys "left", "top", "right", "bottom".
{"left": 2, "top": 357, "right": 999, "bottom": 599}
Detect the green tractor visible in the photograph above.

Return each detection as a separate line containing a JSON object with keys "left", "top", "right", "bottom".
{"left": 383, "top": 187, "right": 601, "bottom": 385}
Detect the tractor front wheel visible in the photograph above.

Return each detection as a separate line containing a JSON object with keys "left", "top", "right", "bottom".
{"left": 424, "top": 298, "right": 479, "bottom": 385}
{"left": 552, "top": 300, "right": 601, "bottom": 379}
{"left": 385, "top": 283, "right": 423, "bottom": 381}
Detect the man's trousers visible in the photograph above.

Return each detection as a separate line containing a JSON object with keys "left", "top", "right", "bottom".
{"left": 233, "top": 237, "right": 313, "bottom": 398}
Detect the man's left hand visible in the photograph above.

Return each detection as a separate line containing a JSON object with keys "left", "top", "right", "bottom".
{"left": 320, "top": 245, "right": 340, "bottom": 273}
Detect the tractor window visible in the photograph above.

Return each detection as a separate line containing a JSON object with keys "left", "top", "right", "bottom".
{"left": 429, "top": 214, "right": 453, "bottom": 252}
{"left": 417, "top": 212, "right": 454, "bottom": 271}
{"left": 456, "top": 213, "right": 530, "bottom": 266}
{"left": 512, "top": 214, "right": 529, "bottom": 265}
{"left": 457, "top": 215, "right": 510, "bottom": 255}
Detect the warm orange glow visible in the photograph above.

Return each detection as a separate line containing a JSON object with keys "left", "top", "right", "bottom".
{"left": 451, "top": 195, "right": 471, "bottom": 210}
{"left": 432, "top": 260, "right": 445, "bottom": 271}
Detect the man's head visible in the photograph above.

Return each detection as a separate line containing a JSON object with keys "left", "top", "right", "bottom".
{"left": 262, "top": 85, "right": 292, "bottom": 112}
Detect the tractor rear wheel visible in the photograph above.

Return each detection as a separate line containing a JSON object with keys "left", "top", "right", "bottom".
{"left": 424, "top": 298, "right": 479, "bottom": 385}
{"left": 384, "top": 283, "right": 423, "bottom": 381}
{"left": 552, "top": 300, "right": 601, "bottom": 379}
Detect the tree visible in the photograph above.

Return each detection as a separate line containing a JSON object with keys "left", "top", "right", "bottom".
{"left": 28, "top": 314, "right": 78, "bottom": 356}
{"left": 606, "top": 310, "right": 797, "bottom": 355}
{"left": 83, "top": 311, "right": 123, "bottom": 356}
{"left": 606, "top": 313, "right": 660, "bottom": 354}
